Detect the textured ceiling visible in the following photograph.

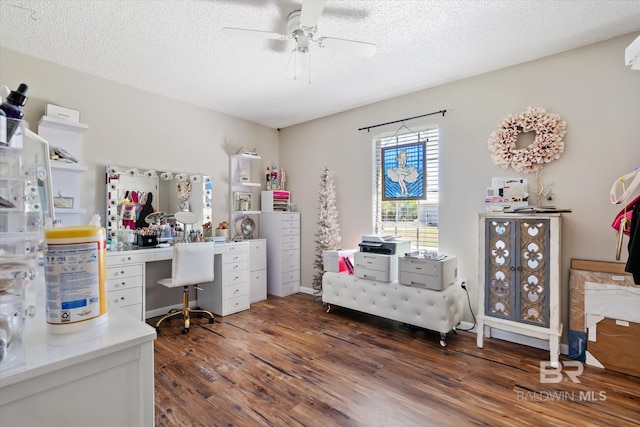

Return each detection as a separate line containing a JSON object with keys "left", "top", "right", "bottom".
{"left": 1, "top": 1, "right": 640, "bottom": 129}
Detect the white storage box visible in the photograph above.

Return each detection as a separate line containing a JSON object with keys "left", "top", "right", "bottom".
{"left": 323, "top": 249, "right": 356, "bottom": 273}
{"left": 355, "top": 252, "right": 397, "bottom": 282}
{"left": 398, "top": 255, "right": 457, "bottom": 290}
{"left": 46, "top": 104, "right": 80, "bottom": 123}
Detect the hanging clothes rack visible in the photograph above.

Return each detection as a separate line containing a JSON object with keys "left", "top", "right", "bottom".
{"left": 610, "top": 167, "right": 640, "bottom": 204}
{"left": 358, "top": 109, "right": 447, "bottom": 132}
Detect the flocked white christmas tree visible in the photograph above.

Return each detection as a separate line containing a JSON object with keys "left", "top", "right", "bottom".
{"left": 313, "top": 165, "right": 341, "bottom": 297}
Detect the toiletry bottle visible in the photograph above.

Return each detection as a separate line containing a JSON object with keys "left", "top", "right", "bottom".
{"left": 0, "top": 83, "right": 28, "bottom": 142}
{"left": 271, "top": 164, "right": 278, "bottom": 190}
{"left": 0, "top": 108, "right": 6, "bottom": 146}
{"left": 266, "top": 167, "right": 271, "bottom": 190}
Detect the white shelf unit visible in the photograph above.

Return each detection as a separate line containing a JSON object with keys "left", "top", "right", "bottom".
{"left": 38, "top": 116, "right": 88, "bottom": 225}
{"left": 261, "top": 190, "right": 290, "bottom": 212}
{"left": 229, "top": 153, "right": 261, "bottom": 239}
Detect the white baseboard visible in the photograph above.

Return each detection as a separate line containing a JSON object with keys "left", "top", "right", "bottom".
{"left": 457, "top": 321, "right": 476, "bottom": 332}
{"left": 300, "top": 286, "right": 314, "bottom": 295}
{"left": 145, "top": 300, "right": 196, "bottom": 319}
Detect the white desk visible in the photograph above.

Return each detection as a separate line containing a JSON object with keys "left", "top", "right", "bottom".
{"left": 106, "top": 241, "right": 265, "bottom": 319}
{"left": 0, "top": 271, "right": 157, "bottom": 427}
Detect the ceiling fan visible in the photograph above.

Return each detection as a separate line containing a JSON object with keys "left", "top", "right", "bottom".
{"left": 221, "top": 0, "right": 376, "bottom": 79}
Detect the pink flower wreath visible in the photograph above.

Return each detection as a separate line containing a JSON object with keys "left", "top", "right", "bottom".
{"left": 487, "top": 107, "right": 567, "bottom": 173}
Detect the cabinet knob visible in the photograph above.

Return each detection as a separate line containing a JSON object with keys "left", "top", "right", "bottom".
{"left": 509, "top": 266, "right": 516, "bottom": 271}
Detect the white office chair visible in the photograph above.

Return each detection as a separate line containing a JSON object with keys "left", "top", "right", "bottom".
{"left": 155, "top": 242, "right": 216, "bottom": 334}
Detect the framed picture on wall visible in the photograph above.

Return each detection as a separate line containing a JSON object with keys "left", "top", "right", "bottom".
{"left": 53, "top": 196, "right": 74, "bottom": 209}
{"left": 381, "top": 141, "right": 426, "bottom": 201}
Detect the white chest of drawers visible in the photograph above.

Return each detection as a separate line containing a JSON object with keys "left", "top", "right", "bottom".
{"left": 260, "top": 212, "right": 300, "bottom": 297}
{"left": 200, "top": 241, "right": 251, "bottom": 316}
{"left": 106, "top": 251, "right": 155, "bottom": 320}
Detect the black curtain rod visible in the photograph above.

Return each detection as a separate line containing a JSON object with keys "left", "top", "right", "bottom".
{"left": 358, "top": 109, "right": 447, "bottom": 132}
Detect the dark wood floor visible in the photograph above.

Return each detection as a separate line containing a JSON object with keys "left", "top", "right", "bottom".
{"left": 148, "top": 293, "right": 639, "bottom": 427}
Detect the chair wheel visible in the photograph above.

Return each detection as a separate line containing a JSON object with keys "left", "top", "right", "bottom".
{"left": 182, "top": 328, "right": 189, "bottom": 334}
{"left": 156, "top": 327, "right": 161, "bottom": 333}
{"left": 208, "top": 318, "right": 214, "bottom": 324}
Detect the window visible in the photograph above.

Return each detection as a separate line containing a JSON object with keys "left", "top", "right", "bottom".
{"left": 373, "top": 126, "right": 439, "bottom": 251}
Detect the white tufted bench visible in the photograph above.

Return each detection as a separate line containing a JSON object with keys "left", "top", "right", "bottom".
{"left": 322, "top": 272, "right": 464, "bottom": 346}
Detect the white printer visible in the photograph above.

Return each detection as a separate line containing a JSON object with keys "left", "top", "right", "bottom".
{"left": 398, "top": 255, "right": 458, "bottom": 290}
{"left": 355, "top": 235, "right": 412, "bottom": 282}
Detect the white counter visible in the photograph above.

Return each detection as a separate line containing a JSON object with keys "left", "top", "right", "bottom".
{"left": 0, "top": 270, "right": 157, "bottom": 427}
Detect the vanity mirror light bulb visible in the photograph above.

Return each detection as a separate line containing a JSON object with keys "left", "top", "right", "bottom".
{"left": 144, "top": 170, "right": 157, "bottom": 178}
{"left": 190, "top": 175, "right": 201, "bottom": 183}
{"left": 203, "top": 176, "right": 211, "bottom": 183}
{"left": 108, "top": 167, "right": 119, "bottom": 175}
{"left": 109, "top": 183, "right": 117, "bottom": 190}
{"left": 160, "top": 172, "right": 173, "bottom": 181}
{"left": 109, "top": 214, "right": 118, "bottom": 222}
{"left": 109, "top": 199, "right": 117, "bottom": 207}
{"left": 175, "top": 173, "right": 187, "bottom": 181}
{"left": 127, "top": 168, "right": 139, "bottom": 176}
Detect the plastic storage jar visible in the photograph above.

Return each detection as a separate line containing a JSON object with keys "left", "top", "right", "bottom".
{"left": 44, "top": 225, "right": 108, "bottom": 334}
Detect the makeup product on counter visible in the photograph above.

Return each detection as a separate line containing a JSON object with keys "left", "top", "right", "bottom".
{"left": 0, "top": 83, "right": 28, "bottom": 143}
{"left": 266, "top": 167, "right": 272, "bottom": 190}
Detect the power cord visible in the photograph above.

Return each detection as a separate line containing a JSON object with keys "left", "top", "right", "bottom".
{"left": 456, "top": 280, "right": 477, "bottom": 332}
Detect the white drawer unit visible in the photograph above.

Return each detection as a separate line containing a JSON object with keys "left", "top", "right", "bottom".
{"left": 201, "top": 241, "right": 251, "bottom": 316}
{"left": 109, "top": 287, "right": 144, "bottom": 320}
{"left": 260, "top": 212, "right": 300, "bottom": 297}
{"left": 249, "top": 239, "right": 267, "bottom": 303}
{"left": 106, "top": 252, "right": 148, "bottom": 321}
{"left": 354, "top": 252, "right": 397, "bottom": 282}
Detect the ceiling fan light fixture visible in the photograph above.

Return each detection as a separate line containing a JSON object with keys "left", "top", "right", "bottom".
{"left": 223, "top": 0, "right": 375, "bottom": 79}
{"left": 287, "top": 47, "right": 311, "bottom": 83}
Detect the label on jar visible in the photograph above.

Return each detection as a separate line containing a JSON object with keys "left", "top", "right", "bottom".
{"left": 45, "top": 242, "right": 102, "bottom": 324}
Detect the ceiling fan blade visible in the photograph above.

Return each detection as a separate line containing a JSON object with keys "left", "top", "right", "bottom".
{"left": 317, "top": 37, "right": 377, "bottom": 57}
{"left": 221, "top": 27, "right": 289, "bottom": 41}
{"left": 299, "top": 0, "right": 327, "bottom": 28}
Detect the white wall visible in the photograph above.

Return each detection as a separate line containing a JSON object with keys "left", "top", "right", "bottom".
{"left": 1, "top": 47, "right": 280, "bottom": 310}
{"left": 279, "top": 33, "right": 640, "bottom": 341}
{"left": 1, "top": 47, "right": 280, "bottom": 227}
{"left": 2, "top": 33, "right": 639, "bottom": 334}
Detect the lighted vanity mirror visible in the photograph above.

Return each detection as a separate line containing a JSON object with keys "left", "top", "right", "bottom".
{"left": 105, "top": 166, "right": 212, "bottom": 245}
